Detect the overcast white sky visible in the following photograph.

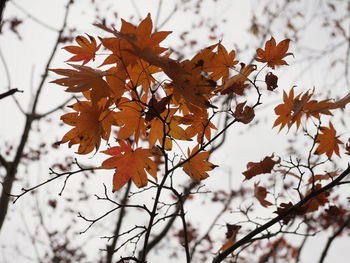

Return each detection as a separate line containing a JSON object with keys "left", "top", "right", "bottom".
{"left": 1, "top": 1, "right": 349, "bottom": 262}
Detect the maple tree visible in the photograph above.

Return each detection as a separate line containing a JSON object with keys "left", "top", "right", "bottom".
{"left": 49, "top": 12, "right": 350, "bottom": 263}
{"left": 2, "top": 1, "right": 350, "bottom": 263}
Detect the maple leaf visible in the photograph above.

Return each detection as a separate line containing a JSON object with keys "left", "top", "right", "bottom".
{"left": 219, "top": 64, "right": 256, "bottom": 95}
{"left": 265, "top": 72, "right": 278, "bottom": 91}
{"left": 181, "top": 145, "right": 217, "bottom": 181}
{"left": 97, "top": 16, "right": 217, "bottom": 111}
{"left": 315, "top": 122, "right": 343, "bottom": 158}
{"left": 345, "top": 138, "right": 350, "bottom": 155}
{"left": 302, "top": 184, "right": 329, "bottom": 213}
{"left": 303, "top": 92, "right": 350, "bottom": 118}
{"left": 60, "top": 98, "right": 117, "bottom": 154}
{"left": 256, "top": 37, "right": 293, "bottom": 69}
{"left": 145, "top": 95, "right": 172, "bottom": 122}
{"left": 97, "top": 13, "right": 171, "bottom": 68}
{"left": 148, "top": 114, "right": 190, "bottom": 151}
{"left": 273, "top": 88, "right": 344, "bottom": 131}
{"left": 191, "top": 43, "right": 217, "bottom": 70}
{"left": 254, "top": 182, "right": 272, "bottom": 207}
{"left": 205, "top": 43, "right": 238, "bottom": 82}
{"left": 182, "top": 108, "right": 217, "bottom": 143}
{"left": 105, "top": 67, "right": 127, "bottom": 100}
{"left": 274, "top": 202, "right": 295, "bottom": 225}
{"left": 273, "top": 88, "right": 312, "bottom": 131}
{"left": 321, "top": 206, "right": 347, "bottom": 228}
{"left": 63, "top": 34, "right": 101, "bottom": 65}
{"left": 101, "top": 141, "right": 157, "bottom": 191}
{"left": 307, "top": 171, "right": 338, "bottom": 184}
{"left": 233, "top": 101, "right": 255, "bottom": 124}
{"left": 242, "top": 154, "right": 280, "bottom": 180}
{"left": 218, "top": 224, "right": 241, "bottom": 252}
{"left": 163, "top": 59, "right": 217, "bottom": 111}
{"left": 115, "top": 98, "right": 146, "bottom": 144}
{"left": 303, "top": 98, "right": 333, "bottom": 119}
{"left": 50, "top": 64, "right": 111, "bottom": 104}
{"left": 148, "top": 117, "right": 173, "bottom": 150}
{"left": 126, "top": 59, "right": 161, "bottom": 92}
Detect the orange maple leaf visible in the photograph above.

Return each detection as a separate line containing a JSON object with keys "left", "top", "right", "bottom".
{"left": 63, "top": 34, "right": 101, "bottom": 65}
{"left": 50, "top": 64, "right": 111, "bottom": 104}
{"left": 148, "top": 117, "right": 173, "bottom": 150}
{"left": 101, "top": 141, "right": 157, "bottom": 191}
{"left": 181, "top": 145, "right": 216, "bottom": 181}
{"left": 115, "top": 98, "right": 146, "bottom": 144}
{"left": 126, "top": 59, "right": 161, "bottom": 92}
{"left": 273, "top": 88, "right": 347, "bottom": 131}
{"left": 171, "top": 60, "right": 218, "bottom": 110}
{"left": 97, "top": 13, "right": 171, "bottom": 68}
{"left": 218, "top": 224, "right": 241, "bottom": 252}
{"left": 273, "top": 88, "right": 313, "bottom": 131}
{"left": 254, "top": 182, "right": 273, "bottom": 207}
{"left": 256, "top": 37, "right": 293, "bottom": 69}
{"left": 148, "top": 113, "right": 191, "bottom": 150}
{"left": 205, "top": 43, "right": 239, "bottom": 82}
{"left": 182, "top": 108, "right": 217, "bottom": 143}
{"left": 315, "top": 122, "right": 343, "bottom": 158}
{"left": 97, "top": 16, "right": 217, "bottom": 111}
{"left": 219, "top": 64, "right": 256, "bottom": 95}
{"left": 60, "top": 98, "right": 117, "bottom": 154}
{"left": 242, "top": 154, "right": 280, "bottom": 180}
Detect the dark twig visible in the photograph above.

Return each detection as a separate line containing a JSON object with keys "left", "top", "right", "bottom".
{"left": 0, "top": 88, "right": 23, "bottom": 100}
{"left": 190, "top": 190, "right": 234, "bottom": 259}
{"left": 10, "top": 1, "right": 59, "bottom": 32}
{"left": 319, "top": 214, "right": 350, "bottom": 263}
{"left": 0, "top": 0, "right": 8, "bottom": 24}
{"left": 8, "top": 165, "right": 94, "bottom": 203}
{"left": 106, "top": 181, "right": 132, "bottom": 263}
{"left": 0, "top": 45, "right": 25, "bottom": 113}
{"left": 295, "top": 228, "right": 309, "bottom": 263}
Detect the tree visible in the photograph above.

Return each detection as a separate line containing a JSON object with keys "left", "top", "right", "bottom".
{"left": 1, "top": 1, "right": 350, "bottom": 263}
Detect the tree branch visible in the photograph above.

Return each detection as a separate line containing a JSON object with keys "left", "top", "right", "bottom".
{"left": 319, "top": 214, "right": 350, "bottom": 263}
{"left": 106, "top": 181, "right": 132, "bottom": 263}
{"left": 0, "top": 0, "right": 72, "bottom": 232}
{"left": 0, "top": 88, "right": 23, "bottom": 100}
{"left": 212, "top": 164, "right": 350, "bottom": 263}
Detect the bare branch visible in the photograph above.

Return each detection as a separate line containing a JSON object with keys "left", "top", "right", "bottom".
{"left": 106, "top": 181, "right": 132, "bottom": 263}
{"left": 0, "top": 88, "right": 23, "bottom": 100}
{"left": 8, "top": 164, "right": 95, "bottom": 203}
{"left": 212, "top": 165, "right": 350, "bottom": 263}
{"left": 0, "top": 45, "right": 25, "bottom": 113}
{"left": 319, "top": 214, "right": 350, "bottom": 263}
{"left": 0, "top": 154, "right": 8, "bottom": 169}
{"left": 10, "top": 1, "right": 59, "bottom": 32}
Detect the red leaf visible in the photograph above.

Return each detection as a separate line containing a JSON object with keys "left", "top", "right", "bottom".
{"left": 242, "top": 154, "right": 280, "bottom": 180}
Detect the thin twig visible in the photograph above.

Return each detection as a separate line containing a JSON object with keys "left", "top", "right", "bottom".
{"left": 0, "top": 45, "right": 25, "bottom": 113}
{"left": 106, "top": 181, "right": 132, "bottom": 263}
{"left": 8, "top": 165, "right": 95, "bottom": 203}
{"left": 0, "top": 88, "right": 23, "bottom": 100}
{"left": 10, "top": 1, "right": 59, "bottom": 32}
